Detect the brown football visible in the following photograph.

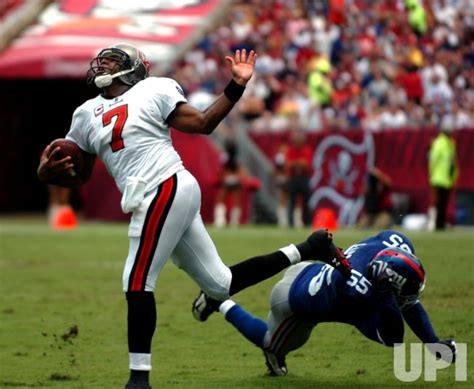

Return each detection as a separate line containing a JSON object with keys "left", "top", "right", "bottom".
{"left": 49, "top": 138, "right": 95, "bottom": 185}
{"left": 50, "top": 138, "right": 84, "bottom": 170}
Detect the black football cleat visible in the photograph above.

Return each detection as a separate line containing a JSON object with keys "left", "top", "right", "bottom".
{"left": 303, "top": 229, "right": 352, "bottom": 278}
{"left": 329, "top": 246, "right": 352, "bottom": 278}
{"left": 124, "top": 381, "right": 152, "bottom": 389}
{"left": 263, "top": 349, "right": 288, "bottom": 376}
{"left": 192, "top": 290, "right": 221, "bottom": 322}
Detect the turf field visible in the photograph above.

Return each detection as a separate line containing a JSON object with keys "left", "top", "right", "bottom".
{"left": 0, "top": 218, "right": 473, "bottom": 388}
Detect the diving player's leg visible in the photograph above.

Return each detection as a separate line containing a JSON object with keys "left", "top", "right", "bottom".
{"left": 219, "top": 300, "right": 269, "bottom": 347}
{"left": 180, "top": 219, "right": 302, "bottom": 322}
{"left": 191, "top": 229, "right": 350, "bottom": 322}
{"left": 217, "top": 262, "right": 315, "bottom": 376}
{"left": 263, "top": 262, "right": 314, "bottom": 376}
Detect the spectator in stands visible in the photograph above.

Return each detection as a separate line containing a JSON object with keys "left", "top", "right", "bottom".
{"left": 362, "top": 99, "right": 384, "bottom": 131}
{"left": 273, "top": 143, "right": 288, "bottom": 227}
{"left": 214, "top": 140, "right": 243, "bottom": 228}
{"left": 427, "top": 120, "right": 459, "bottom": 230}
{"left": 395, "top": 61, "right": 424, "bottom": 104}
{"left": 405, "top": 98, "right": 426, "bottom": 127}
{"left": 380, "top": 102, "right": 408, "bottom": 129}
{"left": 433, "top": 0, "right": 460, "bottom": 29}
{"left": 420, "top": 52, "right": 448, "bottom": 94}
{"left": 442, "top": 101, "right": 473, "bottom": 129}
{"left": 307, "top": 57, "right": 333, "bottom": 108}
{"left": 168, "top": 0, "right": 473, "bottom": 134}
{"left": 405, "top": 0, "right": 429, "bottom": 36}
{"left": 423, "top": 72, "right": 454, "bottom": 114}
{"left": 365, "top": 65, "right": 391, "bottom": 105}
{"left": 285, "top": 130, "right": 314, "bottom": 228}
{"left": 358, "top": 166, "right": 393, "bottom": 229}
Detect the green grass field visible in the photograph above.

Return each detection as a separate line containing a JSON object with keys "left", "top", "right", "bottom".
{"left": 1, "top": 218, "right": 473, "bottom": 388}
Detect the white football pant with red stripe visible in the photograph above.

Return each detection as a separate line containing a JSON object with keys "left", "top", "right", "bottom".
{"left": 122, "top": 169, "right": 232, "bottom": 300}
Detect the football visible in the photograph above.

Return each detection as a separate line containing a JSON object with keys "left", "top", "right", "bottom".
{"left": 49, "top": 138, "right": 95, "bottom": 186}
{"left": 50, "top": 138, "right": 84, "bottom": 172}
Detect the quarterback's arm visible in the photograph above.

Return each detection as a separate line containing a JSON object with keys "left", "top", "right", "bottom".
{"left": 168, "top": 49, "right": 257, "bottom": 135}
{"left": 167, "top": 99, "right": 236, "bottom": 135}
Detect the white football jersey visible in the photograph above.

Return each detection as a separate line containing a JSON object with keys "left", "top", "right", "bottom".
{"left": 66, "top": 77, "right": 187, "bottom": 194}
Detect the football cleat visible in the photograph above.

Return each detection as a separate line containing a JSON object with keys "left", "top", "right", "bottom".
{"left": 305, "top": 229, "right": 352, "bottom": 278}
{"left": 263, "top": 349, "right": 288, "bottom": 376}
{"left": 329, "top": 247, "right": 352, "bottom": 279}
{"left": 192, "top": 290, "right": 221, "bottom": 322}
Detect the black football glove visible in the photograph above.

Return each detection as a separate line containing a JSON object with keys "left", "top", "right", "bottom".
{"left": 367, "top": 260, "right": 395, "bottom": 291}
{"left": 426, "top": 339, "right": 457, "bottom": 363}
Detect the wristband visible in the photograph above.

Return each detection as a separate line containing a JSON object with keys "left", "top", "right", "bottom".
{"left": 224, "top": 79, "right": 245, "bottom": 102}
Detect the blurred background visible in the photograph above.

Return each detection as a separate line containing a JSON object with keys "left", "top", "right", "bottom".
{"left": 0, "top": 0, "right": 473, "bottom": 230}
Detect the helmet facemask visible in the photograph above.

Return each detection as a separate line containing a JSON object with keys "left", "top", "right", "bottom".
{"left": 87, "top": 44, "right": 149, "bottom": 88}
{"left": 394, "top": 277, "right": 425, "bottom": 310}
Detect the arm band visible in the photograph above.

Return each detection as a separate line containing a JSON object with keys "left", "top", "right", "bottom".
{"left": 224, "top": 79, "right": 245, "bottom": 102}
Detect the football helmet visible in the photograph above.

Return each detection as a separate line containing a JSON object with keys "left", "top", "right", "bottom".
{"left": 87, "top": 43, "right": 150, "bottom": 88}
{"left": 372, "top": 247, "right": 425, "bottom": 310}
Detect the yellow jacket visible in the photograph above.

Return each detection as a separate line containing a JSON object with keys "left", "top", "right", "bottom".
{"left": 308, "top": 71, "right": 332, "bottom": 105}
{"left": 429, "top": 132, "right": 458, "bottom": 188}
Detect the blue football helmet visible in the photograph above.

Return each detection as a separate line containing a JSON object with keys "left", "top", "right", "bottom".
{"left": 372, "top": 247, "right": 425, "bottom": 310}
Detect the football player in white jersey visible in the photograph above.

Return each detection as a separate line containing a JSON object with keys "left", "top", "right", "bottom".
{"left": 37, "top": 43, "right": 351, "bottom": 389}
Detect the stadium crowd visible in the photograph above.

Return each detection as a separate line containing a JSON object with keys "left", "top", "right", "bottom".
{"left": 170, "top": 0, "right": 474, "bottom": 133}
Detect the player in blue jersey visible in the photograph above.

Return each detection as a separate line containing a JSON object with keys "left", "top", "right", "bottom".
{"left": 215, "top": 230, "right": 457, "bottom": 376}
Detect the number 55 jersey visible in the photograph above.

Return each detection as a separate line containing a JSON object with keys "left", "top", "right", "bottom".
{"left": 288, "top": 230, "right": 416, "bottom": 345}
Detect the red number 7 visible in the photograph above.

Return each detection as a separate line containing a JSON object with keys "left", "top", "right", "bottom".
{"left": 103, "top": 105, "right": 128, "bottom": 152}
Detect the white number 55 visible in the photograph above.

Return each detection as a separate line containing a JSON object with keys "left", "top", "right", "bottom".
{"left": 347, "top": 269, "right": 371, "bottom": 295}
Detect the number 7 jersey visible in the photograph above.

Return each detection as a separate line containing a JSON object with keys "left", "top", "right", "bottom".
{"left": 65, "top": 77, "right": 187, "bottom": 194}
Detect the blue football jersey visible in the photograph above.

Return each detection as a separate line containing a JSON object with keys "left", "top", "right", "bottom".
{"left": 288, "top": 230, "right": 415, "bottom": 343}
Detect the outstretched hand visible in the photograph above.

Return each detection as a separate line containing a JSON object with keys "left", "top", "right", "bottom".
{"left": 225, "top": 49, "right": 257, "bottom": 86}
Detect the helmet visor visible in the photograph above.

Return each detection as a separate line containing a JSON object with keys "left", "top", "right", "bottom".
{"left": 97, "top": 48, "right": 129, "bottom": 63}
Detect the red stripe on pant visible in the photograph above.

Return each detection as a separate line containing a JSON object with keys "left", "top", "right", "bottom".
{"left": 129, "top": 176, "right": 176, "bottom": 291}
{"left": 268, "top": 316, "right": 298, "bottom": 353}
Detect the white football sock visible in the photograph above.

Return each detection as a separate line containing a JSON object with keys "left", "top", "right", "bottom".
{"left": 219, "top": 299, "right": 236, "bottom": 316}
{"left": 279, "top": 244, "right": 301, "bottom": 264}
{"left": 129, "top": 352, "right": 151, "bottom": 371}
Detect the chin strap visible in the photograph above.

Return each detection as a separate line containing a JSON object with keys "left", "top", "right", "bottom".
{"left": 94, "top": 68, "right": 134, "bottom": 88}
